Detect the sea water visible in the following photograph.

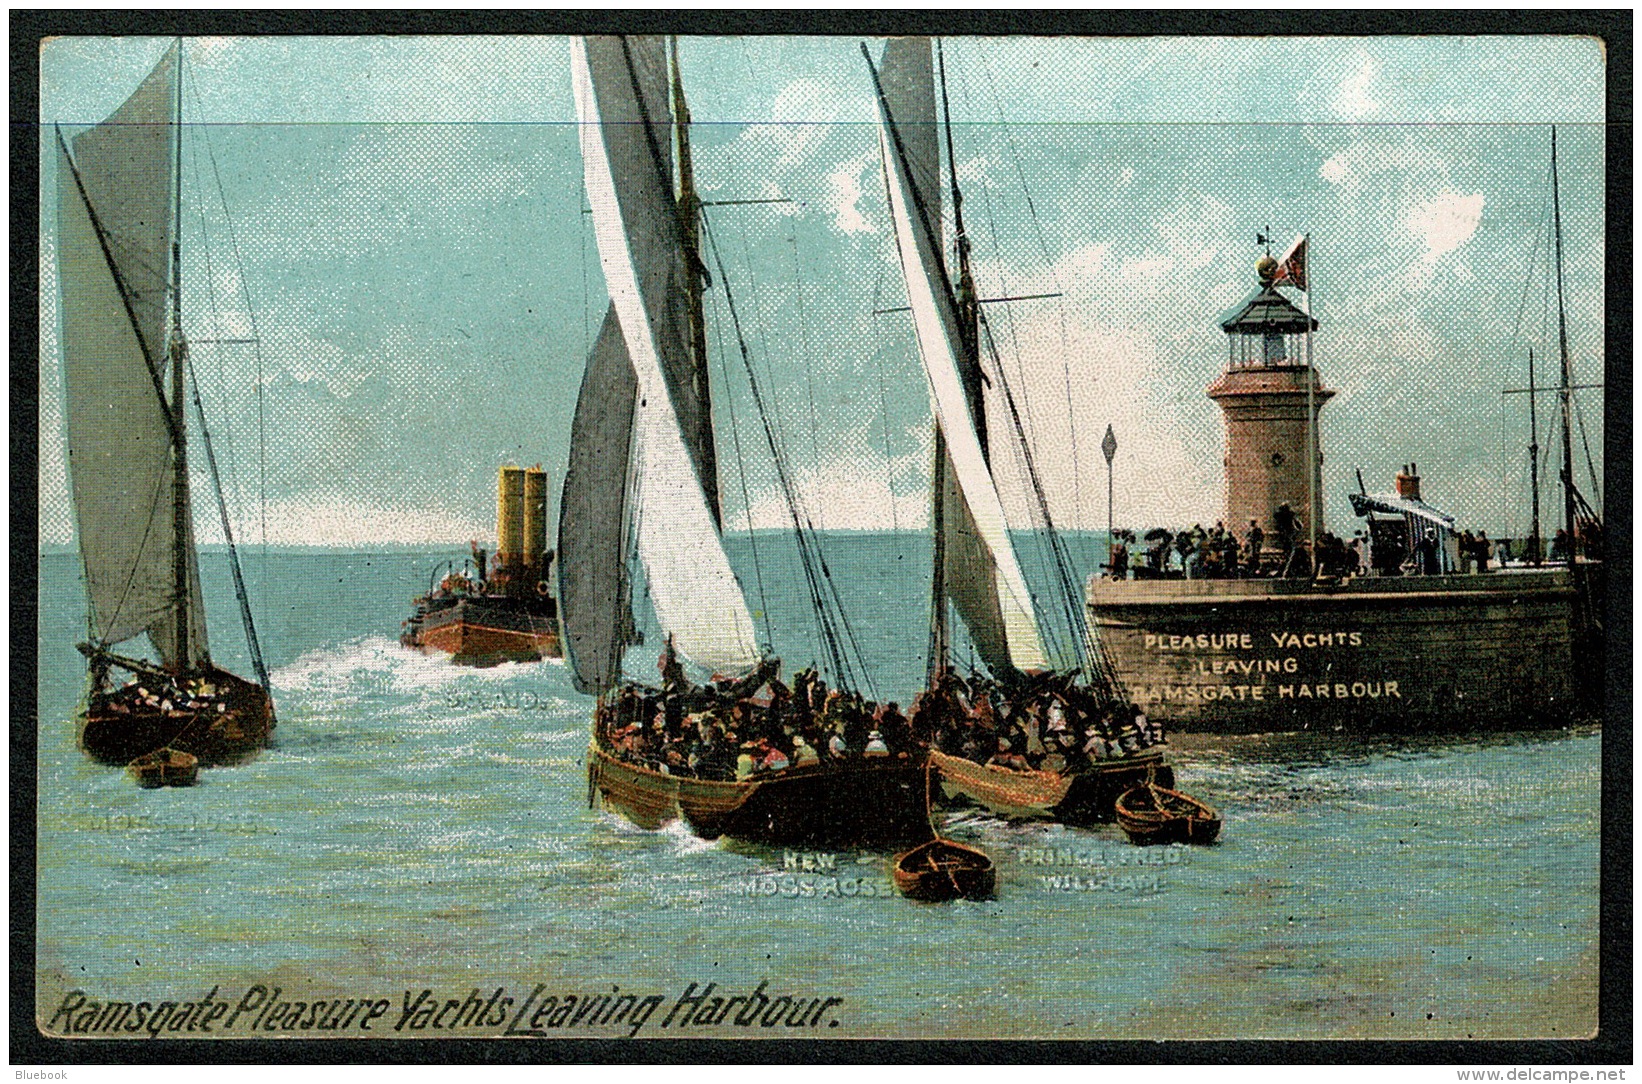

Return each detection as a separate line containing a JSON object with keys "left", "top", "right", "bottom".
{"left": 33, "top": 537, "right": 1599, "bottom": 1040}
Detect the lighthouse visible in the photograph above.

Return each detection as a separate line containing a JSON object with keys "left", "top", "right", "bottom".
{"left": 1205, "top": 254, "right": 1334, "bottom": 560}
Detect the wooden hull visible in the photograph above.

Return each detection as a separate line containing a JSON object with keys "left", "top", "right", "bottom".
{"left": 126, "top": 749, "right": 199, "bottom": 788}
{"left": 404, "top": 597, "right": 562, "bottom": 666}
{"left": 80, "top": 667, "right": 274, "bottom": 768}
{"left": 892, "top": 838, "right": 996, "bottom": 902}
{"left": 929, "top": 749, "right": 1173, "bottom": 825}
{"left": 1115, "top": 785, "right": 1222, "bottom": 846}
{"left": 589, "top": 745, "right": 934, "bottom": 849}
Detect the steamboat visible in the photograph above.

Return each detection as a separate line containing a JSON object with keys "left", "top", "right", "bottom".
{"left": 402, "top": 465, "right": 562, "bottom": 666}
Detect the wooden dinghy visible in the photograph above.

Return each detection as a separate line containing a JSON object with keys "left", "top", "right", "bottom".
{"left": 126, "top": 748, "right": 199, "bottom": 789}
{"left": 1115, "top": 783, "right": 1221, "bottom": 846}
{"left": 929, "top": 748, "right": 1173, "bottom": 824}
{"left": 892, "top": 838, "right": 995, "bottom": 902}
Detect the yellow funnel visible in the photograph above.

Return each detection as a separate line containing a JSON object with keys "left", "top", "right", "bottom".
{"left": 523, "top": 466, "right": 548, "bottom": 571}
{"left": 496, "top": 466, "right": 526, "bottom": 566}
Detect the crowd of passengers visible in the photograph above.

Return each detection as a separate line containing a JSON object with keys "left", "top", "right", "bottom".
{"left": 89, "top": 671, "right": 230, "bottom": 719}
{"left": 597, "top": 642, "right": 1165, "bottom": 782}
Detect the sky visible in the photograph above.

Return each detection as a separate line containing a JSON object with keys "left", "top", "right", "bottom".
{"left": 37, "top": 34, "right": 1608, "bottom": 548}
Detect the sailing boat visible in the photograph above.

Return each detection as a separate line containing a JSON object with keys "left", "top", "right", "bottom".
{"left": 565, "top": 35, "right": 931, "bottom": 849}
{"left": 56, "top": 42, "right": 275, "bottom": 767}
{"left": 866, "top": 37, "right": 1170, "bottom": 823}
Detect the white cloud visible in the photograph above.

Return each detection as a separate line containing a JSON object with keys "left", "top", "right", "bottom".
{"left": 203, "top": 493, "right": 490, "bottom": 547}
{"left": 979, "top": 307, "right": 1219, "bottom": 530}
{"left": 740, "top": 471, "right": 925, "bottom": 534}
{"left": 1154, "top": 196, "right": 1232, "bottom": 272}
{"left": 1404, "top": 189, "right": 1485, "bottom": 263}
{"left": 760, "top": 78, "right": 844, "bottom": 171}
{"left": 824, "top": 153, "right": 875, "bottom": 236}
{"left": 1319, "top": 152, "right": 1350, "bottom": 185}
{"left": 736, "top": 436, "right": 931, "bottom": 533}
{"left": 1401, "top": 188, "right": 1485, "bottom": 288}
{"left": 1331, "top": 55, "right": 1382, "bottom": 119}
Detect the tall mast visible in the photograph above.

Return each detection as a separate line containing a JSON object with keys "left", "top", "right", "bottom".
{"left": 169, "top": 38, "right": 191, "bottom": 669}
{"left": 1527, "top": 346, "right": 1542, "bottom": 563}
{"left": 1305, "top": 233, "right": 1317, "bottom": 555}
{"left": 1550, "top": 126, "right": 1577, "bottom": 560}
{"left": 924, "top": 38, "right": 967, "bottom": 683}
{"left": 669, "top": 36, "right": 721, "bottom": 529}
{"left": 936, "top": 40, "right": 985, "bottom": 460}
{"left": 927, "top": 427, "right": 948, "bottom": 683}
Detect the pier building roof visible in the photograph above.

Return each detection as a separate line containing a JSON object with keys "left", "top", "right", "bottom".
{"left": 1349, "top": 492, "right": 1457, "bottom": 530}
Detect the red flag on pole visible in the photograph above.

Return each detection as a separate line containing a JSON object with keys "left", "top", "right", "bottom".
{"left": 1273, "top": 234, "right": 1308, "bottom": 291}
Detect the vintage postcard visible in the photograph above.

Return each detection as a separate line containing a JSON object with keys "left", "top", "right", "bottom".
{"left": 27, "top": 19, "right": 1616, "bottom": 1055}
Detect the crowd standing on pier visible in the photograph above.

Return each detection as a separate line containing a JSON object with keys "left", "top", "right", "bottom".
{"left": 1109, "top": 512, "right": 1365, "bottom": 581}
{"left": 597, "top": 641, "right": 1164, "bottom": 781}
{"left": 1106, "top": 504, "right": 1603, "bottom": 582}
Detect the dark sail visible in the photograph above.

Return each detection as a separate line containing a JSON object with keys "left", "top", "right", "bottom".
{"left": 558, "top": 304, "right": 638, "bottom": 694}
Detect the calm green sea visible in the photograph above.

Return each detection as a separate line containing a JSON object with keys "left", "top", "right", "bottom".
{"left": 34, "top": 538, "right": 1598, "bottom": 1040}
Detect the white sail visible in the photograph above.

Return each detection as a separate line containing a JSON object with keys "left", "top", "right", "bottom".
{"left": 571, "top": 36, "right": 759, "bottom": 677}
{"left": 875, "top": 42, "right": 1047, "bottom": 674}
{"left": 57, "top": 43, "right": 209, "bottom": 669}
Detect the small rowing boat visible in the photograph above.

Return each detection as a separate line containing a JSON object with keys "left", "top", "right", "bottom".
{"left": 892, "top": 838, "right": 996, "bottom": 902}
{"left": 126, "top": 748, "right": 199, "bottom": 789}
{"left": 1115, "top": 783, "right": 1220, "bottom": 846}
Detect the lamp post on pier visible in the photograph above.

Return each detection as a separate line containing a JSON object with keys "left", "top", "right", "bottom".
{"left": 1102, "top": 424, "right": 1118, "bottom": 555}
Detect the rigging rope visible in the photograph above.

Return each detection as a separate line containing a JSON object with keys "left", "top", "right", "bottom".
{"left": 1571, "top": 379, "right": 1603, "bottom": 513}
{"left": 701, "top": 211, "right": 878, "bottom": 700}
{"left": 977, "top": 310, "right": 1080, "bottom": 669}
{"left": 789, "top": 230, "right": 827, "bottom": 525}
{"left": 981, "top": 309, "right": 1126, "bottom": 702}
{"left": 184, "top": 123, "right": 246, "bottom": 541}
{"left": 966, "top": 134, "right": 1074, "bottom": 661}
{"left": 973, "top": 45, "right": 1094, "bottom": 571}
{"left": 705, "top": 288, "right": 773, "bottom": 648}
{"left": 950, "top": 53, "right": 1088, "bottom": 679}
{"left": 187, "top": 80, "right": 271, "bottom": 556}
{"left": 872, "top": 139, "right": 939, "bottom": 677}
{"left": 182, "top": 76, "right": 275, "bottom": 686}
{"left": 186, "top": 350, "right": 271, "bottom": 691}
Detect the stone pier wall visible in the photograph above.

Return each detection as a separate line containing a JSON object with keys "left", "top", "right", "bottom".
{"left": 1087, "top": 571, "right": 1577, "bottom": 733}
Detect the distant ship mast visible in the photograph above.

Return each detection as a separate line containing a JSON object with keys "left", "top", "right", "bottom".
{"left": 1550, "top": 125, "right": 1577, "bottom": 559}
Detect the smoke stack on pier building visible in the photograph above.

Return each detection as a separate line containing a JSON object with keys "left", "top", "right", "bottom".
{"left": 1205, "top": 256, "right": 1333, "bottom": 558}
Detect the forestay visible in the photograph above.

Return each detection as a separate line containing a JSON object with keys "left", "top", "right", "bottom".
{"left": 874, "top": 39, "right": 1047, "bottom": 675}
{"left": 58, "top": 43, "right": 209, "bottom": 669}
{"left": 571, "top": 35, "right": 759, "bottom": 678}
